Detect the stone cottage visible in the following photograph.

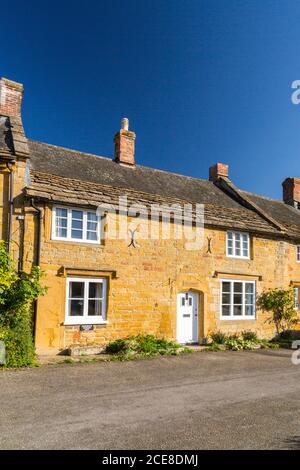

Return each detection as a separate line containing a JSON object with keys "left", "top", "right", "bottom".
{"left": 1, "top": 77, "right": 300, "bottom": 354}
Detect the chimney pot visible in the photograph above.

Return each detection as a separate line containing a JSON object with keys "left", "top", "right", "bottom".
{"left": 121, "top": 117, "right": 129, "bottom": 131}
{"left": 209, "top": 162, "right": 229, "bottom": 182}
{"left": 0, "top": 77, "right": 24, "bottom": 117}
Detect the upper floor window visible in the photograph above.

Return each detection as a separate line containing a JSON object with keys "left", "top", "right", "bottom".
{"left": 226, "top": 231, "right": 250, "bottom": 259}
{"left": 65, "top": 277, "right": 107, "bottom": 325}
{"left": 221, "top": 279, "right": 255, "bottom": 319}
{"left": 297, "top": 246, "right": 300, "bottom": 262}
{"left": 52, "top": 206, "right": 100, "bottom": 243}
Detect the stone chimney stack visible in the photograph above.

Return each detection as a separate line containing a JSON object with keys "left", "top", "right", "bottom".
{"left": 282, "top": 177, "right": 300, "bottom": 208}
{"left": 209, "top": 163, "right": 229, "bottom": 182}
{"left": 114, "top": 118, "right": 136, "bottom": 166}
{"left": 0, "top": 78, "right": 24, "bottom": 117}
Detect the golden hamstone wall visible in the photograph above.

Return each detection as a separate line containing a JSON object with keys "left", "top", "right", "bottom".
{"left": 2, "top": 164, "right": 300, "bottom": 353}
{"left": 34, "top": 208, "right": 300, "bottom": 352}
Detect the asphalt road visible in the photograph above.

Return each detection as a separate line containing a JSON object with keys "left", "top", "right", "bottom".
{"left": 1, "top": 349, "right": 300, "bottom": 449}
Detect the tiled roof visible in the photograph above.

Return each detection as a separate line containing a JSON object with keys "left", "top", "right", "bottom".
{"left": 24, "top": 139, "right": 300, "bottom": 240}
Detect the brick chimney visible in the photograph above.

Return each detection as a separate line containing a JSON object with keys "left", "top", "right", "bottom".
{"left": 282, "top": 177, "right": 300, "bottom": 208}
{"left": 0, "top": 78, "right": 24, "bottom": 117}
{"left": 114, "top": 118, "right": 136, "bottom": 166}
{"left": 209, "top": 163, "right": 229, "bottom": 182}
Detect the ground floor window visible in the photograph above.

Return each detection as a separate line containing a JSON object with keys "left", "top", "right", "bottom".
{"left": 65, "top": 277, "right": 107, "bottom": 325}
{"left": 221, "top": 279, "right": 255, "bottom": 319}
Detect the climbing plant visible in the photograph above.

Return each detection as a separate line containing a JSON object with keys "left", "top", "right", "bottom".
{"left": 0, "top": 241, "right": 46, "bottom": 367}
{"left": 257, "top": 288, "right": 299, "bottom": 335}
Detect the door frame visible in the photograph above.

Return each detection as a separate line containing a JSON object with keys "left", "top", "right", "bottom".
{"left": 176, "top": 291, "right": 199, "bottom": 344}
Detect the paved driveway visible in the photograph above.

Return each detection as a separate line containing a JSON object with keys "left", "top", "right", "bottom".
{"left": 1, "top": 349, "right": 300, "bottom": 449}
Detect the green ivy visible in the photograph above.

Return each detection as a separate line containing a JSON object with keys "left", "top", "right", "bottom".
{"left": 0, "top": 241, "right": 47, "bottom": 368}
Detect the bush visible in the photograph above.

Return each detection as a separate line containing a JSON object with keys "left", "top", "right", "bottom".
{"left": 210, "top": 331, "right": 227, "bottom": 344}
{"left": 106, "top": 339, "right": 128, "bottom": 354}
{"left": 241, "top": 330, "right": 258, "bottom": 342}
{"left": 0, "top": 242, "right": 46, "bottom": 368}
{"left": 105, "top": 334, "right": 191, "bottom": 360}
{"left": 257, "top": 288, "right": 298, "bottom": 335}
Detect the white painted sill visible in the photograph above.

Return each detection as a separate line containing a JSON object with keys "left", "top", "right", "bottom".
{"left": 226, "top": 255, "right": 250, "bottom": 260}
{"left": 220, "top": 316, "right": 256, "bottom": 321}
{"left": 64, "top": 319, "right": 109, "bottom": 326}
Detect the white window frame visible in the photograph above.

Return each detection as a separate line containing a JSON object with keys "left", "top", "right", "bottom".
{"left": 65, "top": 277, "right": 108, "bottom": 325}
{"left": 297, "top": 246, "right": 300, "bottom": 263}
{"left": 220, "top": 279, "right": 256, "bottom": 320}
{"left": 226, "top": 231, "right": 250, "bottom": 259}
{"left": 52, "top": 206, "right": 100, "bottom": 244}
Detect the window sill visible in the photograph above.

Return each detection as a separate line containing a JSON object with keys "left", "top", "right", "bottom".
{"left": 52, "top": 237, "right": 101, "bottom": 245}
{"left": 64, "top": 319, "right": 109, "bottom": 326}
{"left": 220, "top": 316, "right": 256, "bottom": 321}
{"left": 226, "top": 255, "right": 250, "bottom": 260}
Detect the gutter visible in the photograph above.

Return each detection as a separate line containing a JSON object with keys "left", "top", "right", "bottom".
{"left": 30, "top": 198, "right": 43, "bottom": 339}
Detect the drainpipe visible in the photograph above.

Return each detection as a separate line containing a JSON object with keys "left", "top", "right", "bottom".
{"left": 6, "top": 162, "right": 14, "bottom": 254}
{"left": 30, "top": 198, "right": 43, "bottom": 339}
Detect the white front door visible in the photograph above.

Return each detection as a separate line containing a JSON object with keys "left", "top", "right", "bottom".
{"left": 177, "top": 292, "right": 198, "bottom": 344}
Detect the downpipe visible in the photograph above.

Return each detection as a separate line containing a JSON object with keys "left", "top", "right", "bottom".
{"left": 6, "top": 162, "right": 14, "bottom": 254}
{"left": 30, "top": 198, "right": 43, "bottom": 339}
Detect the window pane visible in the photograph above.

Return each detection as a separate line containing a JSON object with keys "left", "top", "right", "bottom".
{"left": 57, "top": 217, "right": 67, "bottom": 228}
{"left": 227, "top": 232, "right": 233, "bottom": 240}
{"left": 72, "top": 219, "right": 83, "bottom": 230}
{"left": 234, "top": 282, "right": 243, "bottom": 293}
{"left": 222, "top": 305, "right": 230, "bottom": 316}
{"left": 56, "top": 208, "right": 67, "bottom": 218}
{"left": 245, "top": 293, "right": 254, "bottom": 305}
{"left": 222, "top": 293, "right": 230, "bottom": 304}
{"left": 233, "top": 305, "right": 242, "bottom": 316}
{"left": 72, "top": 210, "right": 83, "bottom": 220}
{"left": 56, "top": 227, "right": 67, "bottom": 238}
{"left": 87, "top": 231, "right": 97, "bottom": 241}
{"left": 89, "top": 282, "right": 102, "bottom": 299}
{"left": 88, "top": 299, "right": 102, "bottom": 316}
{"left": 69, "top": 282, "right": 84, "bottom": 298}
{"left": 245, "top": 305, "right": 254, "bottom": 316}
{"left": 87, "top": 212, "right": 97, "bottom": 222}
{"left": 242, "top": 247, "right": 248, "bottom": 257}
{"left": 69, "top": 299, "right": 84, "bottom": 316}
{"left": 222, "top": 282, "right": 231, "bottom": 293}
{"left": 233, "top": 293, "right": 242, "bottom": 304}
{"left": 235, "top": 248, "right": 241, "bottom": 256}
{"left": 71, "top": 229, "right": 83, "bottom": 239}
{"left": 245, "top": 283, "right": 254, "bottom": 294}
{"left": 87, "top": 221, "right": 97, "bottom": 231}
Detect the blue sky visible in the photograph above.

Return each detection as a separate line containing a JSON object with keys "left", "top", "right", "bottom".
{"left": 1, "top": 0, "right": 300, "bottom": 199}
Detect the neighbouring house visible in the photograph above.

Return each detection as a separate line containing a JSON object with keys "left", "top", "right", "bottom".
{"left": 1, "top": 77, "right": 300, "bottom": 354}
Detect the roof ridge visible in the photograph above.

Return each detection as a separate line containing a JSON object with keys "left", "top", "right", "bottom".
{"left": 241, "top": 189, "right": 283, "bottom": 204}
{"left": 28, "top": 139, "right": 212, "bottom": 184}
